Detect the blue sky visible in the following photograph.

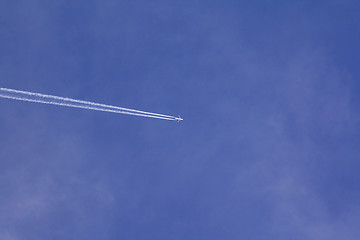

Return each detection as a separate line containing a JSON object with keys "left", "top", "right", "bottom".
{"left": 1, "top": 1, "right": 360, "bottom": 239}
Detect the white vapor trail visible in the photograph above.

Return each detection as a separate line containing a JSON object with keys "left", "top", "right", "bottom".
{"left": 0, "top": 88, "right": 183, "bottom": 121}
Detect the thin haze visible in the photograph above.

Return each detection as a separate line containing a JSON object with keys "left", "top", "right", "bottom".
{"left": 1, "top": 1, "right": 360, "bottom": 240}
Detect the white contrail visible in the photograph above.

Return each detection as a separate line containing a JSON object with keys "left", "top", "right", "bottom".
{"left": 0, "top": 87, "right": 183, "bottom": 121}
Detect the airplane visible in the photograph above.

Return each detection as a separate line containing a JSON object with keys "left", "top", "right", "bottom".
{"left": 176, "top": 115, "right": 183, "bottom": 122}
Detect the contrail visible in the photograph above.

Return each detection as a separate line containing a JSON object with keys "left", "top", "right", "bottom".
{"left": 0, "top": 87, "right": 183, "bottom": 121}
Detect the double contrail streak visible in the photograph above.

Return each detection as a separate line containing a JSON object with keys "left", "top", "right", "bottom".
{"left": 0, "top": 88, "right": 183, "bottom": 121}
